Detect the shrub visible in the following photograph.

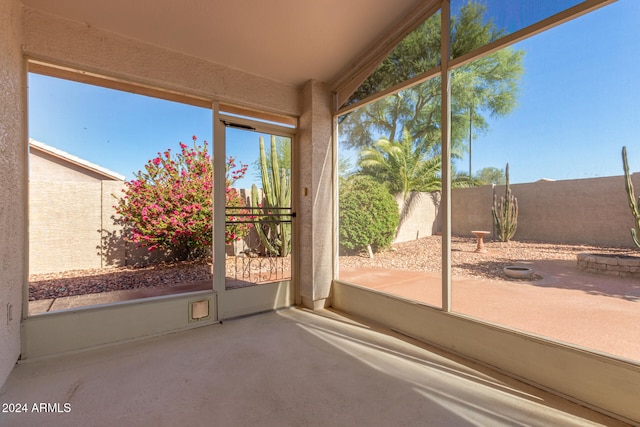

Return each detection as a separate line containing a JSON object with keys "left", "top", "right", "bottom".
{"left": 114, "top": 136, "right": 249, "bottom": 260}
{"left": 339, "top": 176, "right": 399, "bottom": 254}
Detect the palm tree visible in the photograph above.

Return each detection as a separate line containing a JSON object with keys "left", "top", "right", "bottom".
{"left": 358, "top": 130, "right": 475, "bottom": 199}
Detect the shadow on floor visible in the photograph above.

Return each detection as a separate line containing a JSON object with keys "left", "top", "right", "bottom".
{"left": 1, "top": 308, "right": 629, "bottom": 427}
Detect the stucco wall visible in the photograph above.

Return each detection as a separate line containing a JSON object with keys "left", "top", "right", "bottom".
{"left": 451, "top": 174, "right": 640, "bottom": 248}
{"left": 0, "top": 0, "right": 25, "bottom": 391}
{"left": 298, "top": 80, "right": 334, "bottom": 309}
{"left": 21, "top": 7, "right": 300, "bottom": 118}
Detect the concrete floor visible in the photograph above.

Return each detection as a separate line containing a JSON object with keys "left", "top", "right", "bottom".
{"left": 0, "top": 308, "right": 630, "bottom": 427}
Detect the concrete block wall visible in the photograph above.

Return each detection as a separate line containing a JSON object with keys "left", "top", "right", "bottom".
{"left": 29, "top": 180, "right": 182, "bottom": 274}
{"left": 451, "top": 174, "right": 640, "bottom": 248}
{"left": 394, "top": 173, "right": 640, "bottom": 248}
{"left": 450, "top": 185, "right": 494, "bottom": 236}
{"left": 30, "top": 181, "right": 109, "bottom": 274}
{"left": 101, "top": 181, "right": 127, "bottom": 267}
{"left": 394, "top": 192, "right": 440, "bottom": 243}
{"left": 31, "top": 173, "right": 640, "bottom": 275}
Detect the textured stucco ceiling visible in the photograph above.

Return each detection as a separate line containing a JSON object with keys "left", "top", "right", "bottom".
{"left": 20, "top": 0, "right": 428, "bottom": 87}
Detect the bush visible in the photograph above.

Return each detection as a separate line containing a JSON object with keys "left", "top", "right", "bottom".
{"left": 114, "top": 136, "right": 249, "bottom": 260}
{"left": 339, "top": 176, "right": 399, "bottom": 254}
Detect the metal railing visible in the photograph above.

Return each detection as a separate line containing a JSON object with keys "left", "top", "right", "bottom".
{"left": 224, "top": 206, "right": 293, "bottom": 289}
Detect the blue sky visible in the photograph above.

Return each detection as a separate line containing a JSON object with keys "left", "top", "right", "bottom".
{"left": 29, "top": 1, "right": 640, "bottom": 186}
{"left": 28, "top": 74, "right": 273, "bottom": 187}
{"left": 452, "top": 0, "right": 585, "bottom": 35}
{"left": 454, "top": 0, "right": 640, "bottom": 183}
{"left": 28, "top": 75, "right": 213, "bottom": 179}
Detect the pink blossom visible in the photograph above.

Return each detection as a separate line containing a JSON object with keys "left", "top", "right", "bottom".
{"left": 114, "top": 135, "right": 249, "bottom": 255}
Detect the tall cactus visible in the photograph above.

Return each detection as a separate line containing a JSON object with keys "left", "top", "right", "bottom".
{"left": 251, "top": 135, "right": 291, "bottom": 256}
{"left": 622, "top": 146, "right": 640, "bottom": 248}
{"left": 492, "top": 163, "right": 518, "bottom": 242}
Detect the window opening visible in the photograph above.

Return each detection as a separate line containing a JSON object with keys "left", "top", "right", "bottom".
{"left": 450, "top": 0, "right": 640, "bottom": 362}
{"left": 27, "top": 69, "right": 213, "bottom": 315}
{"left": 338, "top": 77, "right": 444, "bottom": 309}
{"left": 336, "top": 0, "right": 638, "bottom": 363}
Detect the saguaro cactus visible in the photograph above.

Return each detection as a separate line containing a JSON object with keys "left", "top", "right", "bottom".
{"left": 251, "top": 135, "right": 291, "bottom": 256}
{"left": 622, "top": 146, "right": 640, "bottom": 248}
{"left": 492, "top": 163, "right": 518, "bottom": 242}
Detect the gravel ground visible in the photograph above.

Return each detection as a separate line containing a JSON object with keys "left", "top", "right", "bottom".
{"left": 29, "top": 261, "right": 212, "bottom": 301}
{"left": 29, "top": 237, "right": 635, "bottom": 300}
{"left": 339, "top": 236, "right": 637, "bottom": 280}
{"left": 29, "top": 256, "right": 292, "bottom": 301}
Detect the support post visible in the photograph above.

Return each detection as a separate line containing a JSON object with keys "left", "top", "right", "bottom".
{"left": 441, "top": 0, "right": 452, "bottom": 312}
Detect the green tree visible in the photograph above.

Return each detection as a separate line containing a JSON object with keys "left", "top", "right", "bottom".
{"left": 341, "top": 1, "right": 524, "bottom": 161}
{"left": 475, "top": 166, "right": 506, "bottom": 185}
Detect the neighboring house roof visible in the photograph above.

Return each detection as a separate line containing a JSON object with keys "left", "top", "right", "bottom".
{"left": 29, "top": 138, "right": 125, "bottom": 181}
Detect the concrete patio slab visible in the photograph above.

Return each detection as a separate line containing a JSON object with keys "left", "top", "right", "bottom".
{"left": 339, "top": 258, "right": 640, "bottom": 362}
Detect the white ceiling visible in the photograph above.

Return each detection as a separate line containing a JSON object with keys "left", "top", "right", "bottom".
{"left": 20, "top": 0, "right": 427, "bottom": 87}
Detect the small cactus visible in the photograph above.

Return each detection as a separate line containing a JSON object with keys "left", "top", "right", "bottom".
{"left": 251, "top": 135, "right": 291, "bottom": 256}
{"left": 622, "top": 146, "right": 640, "bottom": 248}
{"left": 492, "top": 163, "right": 518, "bottom": 242}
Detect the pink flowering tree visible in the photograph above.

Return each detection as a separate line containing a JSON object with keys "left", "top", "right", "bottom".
{"left": 114, "top": 136, "right": 250, "bottom": 260}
